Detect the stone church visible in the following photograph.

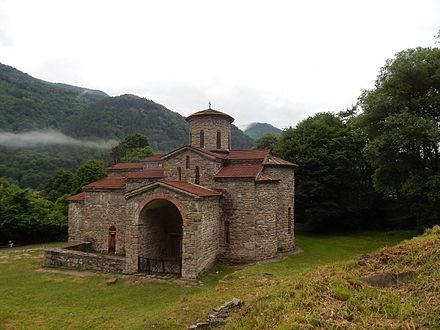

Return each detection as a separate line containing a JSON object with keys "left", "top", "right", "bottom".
{"left": 46, "top": 107, "right": 296, "bottom": 279}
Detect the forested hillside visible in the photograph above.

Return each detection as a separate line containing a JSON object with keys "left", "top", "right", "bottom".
{"left": 244, "top": 122, "right": 282, "bottom": 139}
{"left": 0, "top": 145, "right": 109, "bottom": 189}
{"left": 63, "top": 94, "right": 188, "bottom": 151}
{"left": 63, "top": 94, "right": 253, "bottom": 151}
{"left": 0, "top": 63, "right": 108, "bottom": 131}
{"left": 0, "top": 63, "right": 253, "bottom": 188}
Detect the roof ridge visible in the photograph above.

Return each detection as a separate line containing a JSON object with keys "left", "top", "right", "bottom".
{"left": 161, "top": 145, "right": 227, "bottom": 160}
{"left": 186, "top": 180, "right": 219, "bottom": 192}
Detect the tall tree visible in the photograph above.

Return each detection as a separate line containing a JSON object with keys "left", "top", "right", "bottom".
{"left": 0, "top": 177, "right": 67, "bottom": 244}
{"left": 358, "top": 47, "right": 440, "bottom": 227}
{"left": 42, "top": 170, "right": 73, "bottom": 202}
{"left": 253, "top": 132, "right": 280, "bottom": 150}
{"left": 111, "top": 133, "right": 152, "bottom": 163}
{"left": 71, "top": 160, "right": 106, "bottom": 194}
{"left": 275, "top": 112, "right": 374, "bottom": 231}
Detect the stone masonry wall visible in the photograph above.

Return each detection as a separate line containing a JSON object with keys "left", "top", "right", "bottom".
{"left": 264, "top": 166, "right": 295, "bottom": 251}
{"left": 68, "top": 202, "right": 85, "bottom": 243}
{"left": 138, "top": 207, "right": 168, "bottom": 258}
{"left": 188, "top": 117, "right": 231, "bottom": 151}
{"left": 163, "top": 150, "right": 222, "bottom": 187}
{"left": 138, "top": 204, "right": 182, "bottom": 259}
{"left": 197, "top": 197, "right": 220, "bottom": 274}
{"left": 215, "top": 179, "right": 257, "bottom": 263}
{"left": 254, "top": 181, "right": 279, "bottom": 259}
{"left": 69, "top": 190, "right": 128, "bottom": 255}
{"left": 125, "top": 186, "right": 221, "bottom": 279}
{"left": 142, "top": 161, "right": 163, "bottom": 169}
{"left": 44, "top": 247, "right": 125, "bottom": 273}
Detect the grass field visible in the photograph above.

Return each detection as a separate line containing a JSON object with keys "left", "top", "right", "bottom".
{"left": 0, "top": 230, "right": 416, "bottom": 329}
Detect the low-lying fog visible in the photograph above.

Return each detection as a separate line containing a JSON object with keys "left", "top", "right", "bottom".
{"left": 0, "top": 130, "right": 117, "bottom": 149}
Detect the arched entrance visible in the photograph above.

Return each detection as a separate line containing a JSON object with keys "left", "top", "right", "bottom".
{"left": 137, "top": 198, "right": 183, "bottom": 275}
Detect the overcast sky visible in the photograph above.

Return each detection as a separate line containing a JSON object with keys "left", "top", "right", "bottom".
{"left": 0, "top": 0, "right": 439, "bottom": 129}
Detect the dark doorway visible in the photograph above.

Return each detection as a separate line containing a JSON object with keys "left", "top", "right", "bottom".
{"left": 168, "top": 233, "right": 182, "bottom": 258}
{"left": 139, "top": 200, "right": 183, "bottom": 257}
{"left": 108, "top": 225, "right": 116, "bottom": 253}
{"left": 138, "top": 199, "right": 183, "bottom": 275}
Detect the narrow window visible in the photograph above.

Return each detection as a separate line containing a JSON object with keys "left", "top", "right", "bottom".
{"left": 225, "top": 221, "right": 230, "bottom": 244}
{"left": 195, "top": 165, "right": 200, "bottom": 184}
{"left": 177, "top": 167, "right": 182, "bottom": 181}
{"left": 216, "top": 131, "right": 221, "bottom": 149}
{"left": 228, "top": 135, "right": 231, "bottom": 149}
{"left": 287, "top": 207, "right": 292, "bottom": 234}
{"left": 200, "top": 130, "right": 205, "bottom": 148}
{"left": 108, "top": 225, "right": 116, "bottom": 253}
{"left": 186, "top": 155, "right": 190, "bottom": 169}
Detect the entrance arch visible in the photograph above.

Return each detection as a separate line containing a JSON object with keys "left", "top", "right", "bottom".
{"left": 137, "top": 198, "right": 184, "bottom": 274}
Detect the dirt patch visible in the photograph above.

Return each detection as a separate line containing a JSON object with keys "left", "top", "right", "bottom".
{"left": 360, "top": 271, "right": 418, "bottom": 288}
{"left": 9, "top": 252, "right": 36, "bottom": 260}
{"left": 36, "top": 268, "right": 98, "bottom": 278}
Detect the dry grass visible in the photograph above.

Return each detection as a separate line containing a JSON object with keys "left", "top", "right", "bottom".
{"left": 226, "top": 226, "right": 440, "bottom": 329}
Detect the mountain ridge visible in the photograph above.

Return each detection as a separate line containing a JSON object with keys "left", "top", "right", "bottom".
{"left": 0, "top": 62, "right": 253, "bottom": 151}
{"left": 0, "top": 63, "right": 253, "bottom": 188}
{"left": 0, "top": 62, "right": 109, "bottom": 131}
{"left": 244, "top": 122, "right": 282, "bottom": 139}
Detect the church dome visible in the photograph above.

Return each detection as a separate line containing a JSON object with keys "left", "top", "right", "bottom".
{"left": 186, "top": 108, "right": 234, "bottom": 123}
{"left": 186, "top": 106, "right": 234, "bottom": 151}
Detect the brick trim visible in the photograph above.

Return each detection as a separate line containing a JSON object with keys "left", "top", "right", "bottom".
{"left": 135, "top": 194, "right": 188, "bottom": 226}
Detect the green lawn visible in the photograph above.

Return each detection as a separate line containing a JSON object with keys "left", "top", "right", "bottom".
{"left": 0, "top": 230, "right": 416, "bottom": 329}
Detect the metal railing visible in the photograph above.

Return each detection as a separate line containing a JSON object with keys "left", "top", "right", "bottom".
{"left": 138, "top": 256, "right": 182, "bottom": 275}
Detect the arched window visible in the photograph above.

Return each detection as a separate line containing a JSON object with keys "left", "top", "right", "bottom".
{"left": 186, "top": 155, "right": 190, "bottom": 169}
{"left": 200, "top": 130, "right": 205, "bottom": 148}
{"left": 177, "top": 167, "right": 182, "bottom": 181}
{"left": 287, "top": 207, "right": 292, "bottom": 234}
{"left": 224, "top": 220, "right": 230, "bottom": 244}
{"left": 108, "top": 225, "right": 116, "bottom": 253}
{"left": 216, "top": 131, "right": 221, "bottom": 149}
{"left": 195, "top": 165, "right": 200, "bottom": 185}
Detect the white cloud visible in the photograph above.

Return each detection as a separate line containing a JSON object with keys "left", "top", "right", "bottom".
{"left": 0, "top": 130, "right": 117, "bottom": 149}
{"left": 0, "top": 0, "right": 439, "bottom": 128}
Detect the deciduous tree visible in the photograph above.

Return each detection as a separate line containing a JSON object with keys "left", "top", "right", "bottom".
{"left": 275, "top": 112, "right": 374, "bottom": 230}
{"left": 253, "top": 132, "right": 280, "bottom": 150}
{"left": 358, "top": 47, "right": 440, "bottom": 227}
{"left": 71, "top": 160, "right": 106, "bottom": 194}
{"left": 111, "top": 133, "right": 151, "bottom": 163}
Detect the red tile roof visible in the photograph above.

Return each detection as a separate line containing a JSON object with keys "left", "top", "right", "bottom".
{"left": 161, "top": 180, "right": 221, "bottom": 197}
{"left": 67, "top": 192, "right": 88, "bottom": 202}
{"left": 83, "top": 177, "right": 125, "bottom": 190}
{"left": 107, "top": 162, "right": 144, "bottom": 171}
{"left": 139, "top": 154, "right": 163, "bottom": 162}
{"left": 263, "top": 155, "right": 298, "bottom": 167}
{"left": 186, "top": 108, "right": 234, "bottom": 123}
{"left": 227, "top": 149, "right": 270, "bottom": 160}
{"left": 215, "top": 163, "right": 263, "bottom": 179}
{"left": 126, "top": 168, "right": 164, "bottom": 180}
